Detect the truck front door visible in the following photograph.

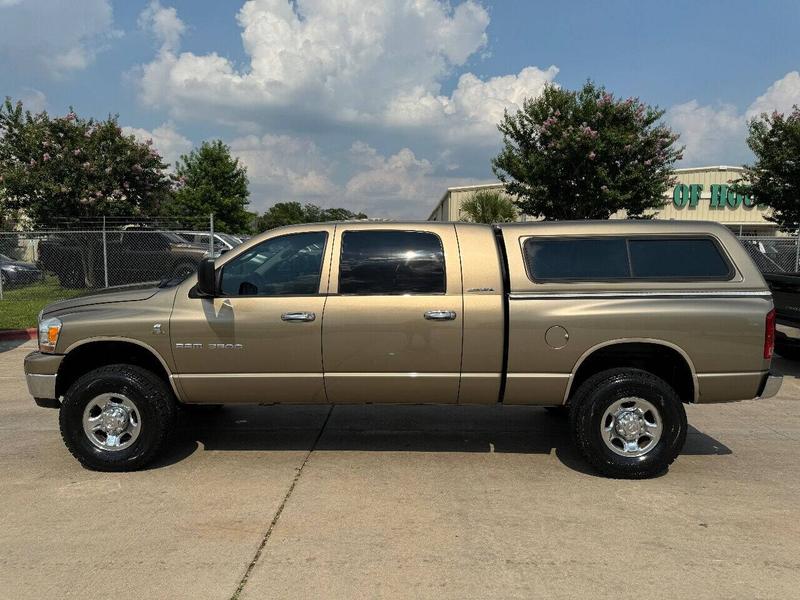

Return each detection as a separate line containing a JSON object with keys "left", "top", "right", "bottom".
{"left": 169, "top": 227, "right": 334, "bottom": 404}
{"left": 322, "top": 224, "right": 463, "bottom": 404}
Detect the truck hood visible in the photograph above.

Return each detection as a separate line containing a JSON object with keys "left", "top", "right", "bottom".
{"left": 41, "top": 282, "right": 161, "bottom": 316}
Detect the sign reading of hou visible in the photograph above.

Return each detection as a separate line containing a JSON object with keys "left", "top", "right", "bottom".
{"left": 673, "top": 184, "right": 758, "bottom": 210}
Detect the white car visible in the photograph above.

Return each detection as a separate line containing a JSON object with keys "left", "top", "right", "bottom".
{"left": 176, "top": 231, "right": 243, "bottom": 255}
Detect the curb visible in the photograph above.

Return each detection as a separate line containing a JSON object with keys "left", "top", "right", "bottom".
{"left": 0, "top": 328, "right": 37, "bottom": 341}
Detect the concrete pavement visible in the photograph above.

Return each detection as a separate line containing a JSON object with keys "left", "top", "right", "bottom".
{"left": 1, "top": 339, "right": 798, "bottom": 599}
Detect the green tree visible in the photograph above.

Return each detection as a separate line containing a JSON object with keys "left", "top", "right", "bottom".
{"left": 256, "top": 201, "right": 367, "bottom": 231}
{"left": 0, "top": 98, "right": 171, "bottom": 228}
{"left": 492, "top": 82, "right": 682, "bottom": 220}
{"left": 459, "top": 189, "right": 517, "bottom": 223}
{"left": 732, "top": 107, "right": 800, "bottom": 231}
{"left": 165, "top": 140, "right": 250, "bottom": 233}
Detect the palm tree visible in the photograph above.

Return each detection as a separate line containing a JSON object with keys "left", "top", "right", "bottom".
{"left": 460, "top": 189, "right": 518, "bottom": 224}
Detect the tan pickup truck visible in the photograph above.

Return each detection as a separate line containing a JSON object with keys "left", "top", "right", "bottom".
{"left": 25, "top": 220, "right": 781, "bottom": 477}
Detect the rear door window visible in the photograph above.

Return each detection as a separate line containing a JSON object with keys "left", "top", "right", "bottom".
{"left": 339, "top": 230, "right": 446, "bottom": 294}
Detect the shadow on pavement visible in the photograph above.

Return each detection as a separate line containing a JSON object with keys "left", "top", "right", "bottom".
{"left": 0, "top": 338, "right": 33, "bottom": 353}
{"left": 772, "top": 355, "right": 800, "bottom": 378}
{"left": 152, "top": 404, "right": 732, "bottom": 477}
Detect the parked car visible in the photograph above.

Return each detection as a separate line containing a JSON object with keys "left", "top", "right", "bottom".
{"left": 0, "top": 252, "right": 43, "bottom": 287}
{"left": 25, "top": 220, "right": 780, "bottom": 477}
{"left": 175, "top": 231, "right": 243, "bottom": 255}
{"left": 38, "top": 229, "right": 208, "bottom": 288}
{"left": 763, "top": 272, "right": 800, "bottom": 359}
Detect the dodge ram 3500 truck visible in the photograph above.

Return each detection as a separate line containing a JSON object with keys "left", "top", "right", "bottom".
{"left": 24, "top": 220, "right": 782, "bottom": 478}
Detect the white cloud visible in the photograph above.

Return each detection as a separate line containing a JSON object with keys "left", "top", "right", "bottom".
{"left": 229, "top": 133, "right": 338, "bottom": 200}
{"left": 666, "top": 100, "right": 746, "bottom": 165}
{"left": 121, "top": 122, "right": 192, "bottom": 166}
{"left": 136, "top": 0, "right": 553, "bottom": 145}
{"left": 18, "top": 88, "right": 47, "bottom": 113}
{"left": 0, "top": 0, "right": 118, "bottom": 77}
{"left": 138, "top": 0, "right": 186, "bottom": 54}
{"left": 385, "top": 65, "right": 558, "bottom": 140}
{"left": 667, "top": 71, "right": 800, "bottom": 166}
{"left": 746, "top": 71, "right": 800, "bottom": 119}
{"left": 344, "top": 143, "right": 485, "bottom": 217}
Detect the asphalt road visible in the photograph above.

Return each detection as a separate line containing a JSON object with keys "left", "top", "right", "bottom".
{"left": 1, "top": 339, "right": 798, "bottom": 599}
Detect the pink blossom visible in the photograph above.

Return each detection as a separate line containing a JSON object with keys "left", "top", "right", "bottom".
{"left": 73, "top": 148, "right": 81, "bottom": 156}
{"left": 146, "top": 139, "right": 153, "bottom": 146}
{"left": 105, "top": 166, "right": 112, "bottom": 174}
{"left": 95, "top": 190, "right": 102, "bottom": 198}
{"left": 65, "top": 112, "right": 77, "bottom": 121}
{"left": 84, "top": 131, "right": 92, "bottom": 138}
{"left": 29, "top": 158, "right": 36, "bottom": 166}
{"left": 644, "top": 159, "right": 652, "bottom": 166}
{"left": 132, "top": 164, "right": 143, "bottom": 173}
{"left": 588, "top": 151, "right": 596, "bottom": 160}
{"left": 42, "top": 153, "right": 51, "bottom": 161}
{"left": 82, "top": 161, "right": 91, "bottom": 169}
{"left": 42, "top": 140, "right": 49, "bottom": 148}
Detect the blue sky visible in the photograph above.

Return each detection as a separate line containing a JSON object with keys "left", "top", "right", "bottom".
{"left": 1, "top": 0, "right": 799, "bottom": 217}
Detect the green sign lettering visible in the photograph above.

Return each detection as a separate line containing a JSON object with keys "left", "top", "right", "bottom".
{"left": 672, "top": 184, "right": 755, "bottom": 210}
{"left": 672, "top": 184, "right": 689, "bottom": 208}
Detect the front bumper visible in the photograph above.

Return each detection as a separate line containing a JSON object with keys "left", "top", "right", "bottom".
{"left": 24, "top": 351, "right": 63, "bottom": 406}
{"left": 757, "top": 373, "right": 783, "bottom": 400}
{"left": 3, "top": 268, "right": 43, "bottom": 285}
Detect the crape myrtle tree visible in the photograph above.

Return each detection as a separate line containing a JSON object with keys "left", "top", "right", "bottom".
{"left": 164, "top": 140, "right": 251, "bottom": 234}
{"left": 256, "top": 201, "right": 367, "bottom": 231}
{"left": 0, "top": 98, "right": 172, "bottom": 285}
{"left": 731, "top": 107, "right": 800, "bottom": 231}
{"left": 0, "top": 98, "right": 171, "bottom": 228}
{"left": 492, "top": 82, "right": 683, "bottom": 220}
{"left": 459, "top": 189, "right": 517, "bottom": 224}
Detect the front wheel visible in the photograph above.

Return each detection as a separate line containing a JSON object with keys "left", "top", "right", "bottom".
{"left": 569, "top": 368, "right": 687, "bottom": 479}
{"left": 59, "top": 364, "right": 177, "bottom": 471}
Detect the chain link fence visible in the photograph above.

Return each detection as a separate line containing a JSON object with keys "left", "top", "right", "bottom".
{"left": 737, "top": 233, "right": 800, "bottom": 274}
{"left": 0, "top": 216, "right": 250, "bottom": 330}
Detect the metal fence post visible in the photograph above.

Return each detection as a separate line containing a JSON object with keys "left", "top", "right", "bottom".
{"left": 102, "top": 216, "right": 109, "bottom": 288}
{"left": 795, "top": 228, "right": 800, "bottom": 273}
{"left": 209, "top": 213, "right": 215, "bottom": 255}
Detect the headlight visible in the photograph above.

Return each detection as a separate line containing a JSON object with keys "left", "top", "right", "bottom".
{"left": 38, "top": 317, "right": 62, "bottom": 353}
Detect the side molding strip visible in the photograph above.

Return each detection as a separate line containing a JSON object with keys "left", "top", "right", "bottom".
{"left": 510, "top": 290, "right": 771, "bottom": 300}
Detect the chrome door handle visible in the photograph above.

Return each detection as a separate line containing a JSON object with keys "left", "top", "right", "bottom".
{"left": 424, "top": 310, "right": 457, "bottom": 321}
{"left": 281, "top": 311, "right": 316, "bottom": 322}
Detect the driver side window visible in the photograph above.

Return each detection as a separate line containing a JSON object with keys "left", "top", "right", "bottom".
{"left": 220, "top": 232, "right": 327, "bottom": 296}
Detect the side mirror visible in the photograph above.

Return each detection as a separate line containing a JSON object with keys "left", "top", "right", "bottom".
{"left": 196, "top": 257, "right": 217, "bottom": 297}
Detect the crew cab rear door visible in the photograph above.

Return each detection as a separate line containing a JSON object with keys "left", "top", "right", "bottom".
{"left": 322, "top": 224, "right": 463, "bottom": 404}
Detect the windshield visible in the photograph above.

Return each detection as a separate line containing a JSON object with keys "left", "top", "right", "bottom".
{"left": 160, "top": 231, "right": 189, "bottom": 244}
{"left": 218, "top": 233, "right": 241, "bottom": 246}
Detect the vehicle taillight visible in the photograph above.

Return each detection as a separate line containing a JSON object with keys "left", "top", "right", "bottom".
{"left": 764, "top": 308, "right": 776, "bottom": 359}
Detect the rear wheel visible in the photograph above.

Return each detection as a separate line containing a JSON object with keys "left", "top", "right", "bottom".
{"left": 59, "top": 364, "right": 177, "bottom": 471}
{"left": 569, "top": 368, "right": 687, "bottom": 479}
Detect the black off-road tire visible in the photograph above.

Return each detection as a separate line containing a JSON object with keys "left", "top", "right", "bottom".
{"left": 59, "top": 364, "right": 177, "bottom": 472}
{"left": 569, "top": 368, "right": 687, "bottom": 479}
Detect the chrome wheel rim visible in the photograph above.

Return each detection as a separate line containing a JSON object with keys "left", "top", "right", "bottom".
{"left": 601, "top": 397, "right": 662, "bottom": 457}
{"left": 82, "top": 393, "right": 142, "bottom": 452}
